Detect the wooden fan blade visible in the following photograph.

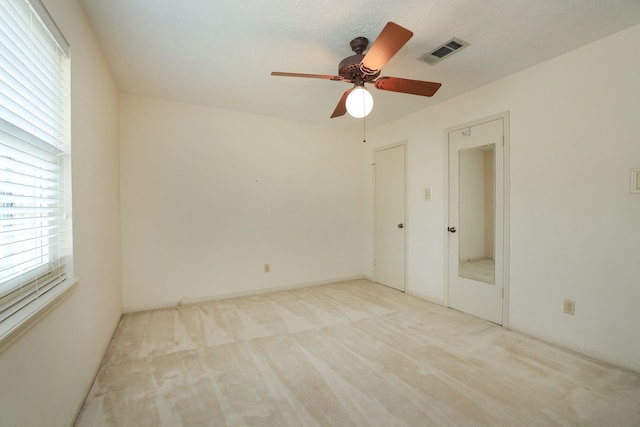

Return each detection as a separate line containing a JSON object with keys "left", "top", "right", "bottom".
{"left": 361, "top": 22, "right": 413, "bottom": 73}
{"left": 271, "top": 71, "right": 343, "bottom": 81}
{"left": 374, "top": 76, "right": 442, "bottom": 97}
{"left": 331, "top": 89, "right": 352, "bottom": 118}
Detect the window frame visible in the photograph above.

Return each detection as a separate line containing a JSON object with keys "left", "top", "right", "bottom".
{"left": 0, "top": 0, "right": 77, "bottom": 349}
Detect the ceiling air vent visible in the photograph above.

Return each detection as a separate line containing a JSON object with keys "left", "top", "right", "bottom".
{"left": 419, "top": 37, "right": 469, "bottom": 65}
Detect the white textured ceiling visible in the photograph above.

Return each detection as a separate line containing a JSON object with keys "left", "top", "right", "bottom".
{"left": 79, "top": 0, "right": 640, "bottom": 130}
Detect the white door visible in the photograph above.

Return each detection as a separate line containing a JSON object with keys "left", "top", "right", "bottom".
{"left": 375, "top": 145, "right": 406, "bottom": 291}
{"left": 448, "top": 118, "right": 505, "bottom": 324}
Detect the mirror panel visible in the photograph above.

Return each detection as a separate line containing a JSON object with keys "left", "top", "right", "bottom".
{"left": 458, "top": 144, "right": 495, "bottom": 284}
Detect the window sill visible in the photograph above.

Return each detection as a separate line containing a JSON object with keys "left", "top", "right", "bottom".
{"left": 0, "top": 277, "right": 78, "bottom": 353}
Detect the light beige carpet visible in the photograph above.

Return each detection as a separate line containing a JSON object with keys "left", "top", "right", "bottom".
{"left": 76, "top": 279, "right": 640, "bottom": 426}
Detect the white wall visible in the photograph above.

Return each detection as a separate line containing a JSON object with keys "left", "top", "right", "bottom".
{"left": 2, "top": 12, "right": 635, "bottom": 427}
{"left": 365, "top": 24, "right": 640, "bottom": 371}
{"left": 120, "top": 95, "right": 365, "bottom": 311}
{"left": 0, "top": 0, "right": 122, "bottom": 426}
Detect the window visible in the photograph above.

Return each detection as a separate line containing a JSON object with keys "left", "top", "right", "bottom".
{"left": 0, "top": 0, "right": 74, "bottom": 344}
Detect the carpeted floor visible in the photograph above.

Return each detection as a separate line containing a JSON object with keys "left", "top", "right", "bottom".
{"left": 75, "top": 279, "right": 640, "bottom": 426}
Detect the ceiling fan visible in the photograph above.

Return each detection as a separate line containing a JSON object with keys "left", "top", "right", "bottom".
{"left": 271, "top": 22, "right": 442, "bottom": 119}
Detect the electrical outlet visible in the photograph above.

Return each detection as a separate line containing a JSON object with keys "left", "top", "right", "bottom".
{"left": 264, "top": 263, "right": 270, "bottom": 273}
{"left": 564, "top": 299, "right": 575, "bottom": 315}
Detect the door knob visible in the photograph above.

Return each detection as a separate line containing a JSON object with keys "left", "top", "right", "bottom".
{"left": 448, "top": 226, "right": 457, "bottom": 233}
{"left": 397, "top": 223, "right": 404, "bottom": 229}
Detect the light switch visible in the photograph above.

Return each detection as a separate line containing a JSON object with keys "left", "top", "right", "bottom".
{"left": 631, "top": 169, "right": 640, "bottom": 193}
{"left": 424, "top": 187, "right": 432, "bottom": 201}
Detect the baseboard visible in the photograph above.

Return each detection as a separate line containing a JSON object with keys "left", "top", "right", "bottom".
{"left": 508, "top": 322, "right": 640, "bottom": 374}
{"left": 361, "top": 278, "right": 445, "bottom": 307}
{"left": 122, "top": 275, "right": 367, "bottom": 314}
{"left": 69, "top": 312, "right": 123, "bottom": 427}
{"left": 406, "top": 290, "right": 444, "bottom": 306}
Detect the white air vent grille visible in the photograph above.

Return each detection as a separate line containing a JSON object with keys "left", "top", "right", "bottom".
{"left": 419, "top": 37, "right": 470, "bottom": 65}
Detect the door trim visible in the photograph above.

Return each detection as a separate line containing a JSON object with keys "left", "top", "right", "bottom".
{"left": 443, "top": 112, "right": 510, "bottom": 327}
{"left": 373, "top": 142, "right": 408, "bottom": 292}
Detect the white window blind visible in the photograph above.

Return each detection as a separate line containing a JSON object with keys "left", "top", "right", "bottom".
{"left": 0, "top": 0, "right": 71, "bottom": 326}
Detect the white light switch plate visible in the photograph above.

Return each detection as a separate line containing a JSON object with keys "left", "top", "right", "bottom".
{"left": 631, "top": 169, "right": 640, "bottom": 193}
{"left": 424, "top": 187, "right": 432, "bottom": 201}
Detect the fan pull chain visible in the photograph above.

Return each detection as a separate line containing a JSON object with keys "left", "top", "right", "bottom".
{"left": 363, "top": 114, "right": 366, "bottom": 143}
{"left": 362, "top": 88, "right": 367, "bottom": 143}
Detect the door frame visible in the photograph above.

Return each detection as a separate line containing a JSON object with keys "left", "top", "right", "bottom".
{"left": 443, "top": 112, "right": 510, "bottom": 327}
{"left": 373, "top": 142, "right": 408, "bottom": 292}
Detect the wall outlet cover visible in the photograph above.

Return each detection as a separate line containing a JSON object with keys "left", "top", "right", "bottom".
{"left": 564, "top": 299, "right": 575, "bottom": 315}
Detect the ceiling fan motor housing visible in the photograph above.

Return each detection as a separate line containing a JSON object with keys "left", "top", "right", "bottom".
{"left": 338, "top": 53, "right": 380, "bottom": 83}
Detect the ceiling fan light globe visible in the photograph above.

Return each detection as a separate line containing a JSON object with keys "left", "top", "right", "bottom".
{"left": 346, "top": 86, "right": 373, "bottom": 118}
